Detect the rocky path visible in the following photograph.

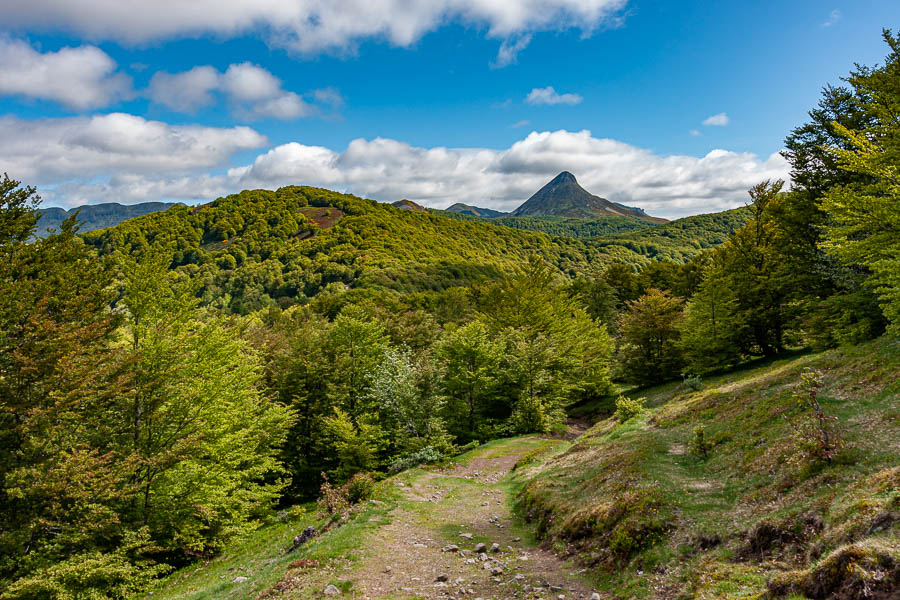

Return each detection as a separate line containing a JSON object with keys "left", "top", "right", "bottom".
{"left": 272, "top": 437, "right": 599, "bottom": 599}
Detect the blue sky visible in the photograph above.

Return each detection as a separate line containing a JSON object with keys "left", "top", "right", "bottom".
{"left": 1, "top": 0, "right": 898, "bottom": 217}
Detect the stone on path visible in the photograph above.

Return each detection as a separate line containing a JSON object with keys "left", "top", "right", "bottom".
{"left": 323, "top": 584, "right": 341, "bottom": 596}
{"left": 474, "top": 542, "right": 487, "bottom": 553}
{"left": 490, "top": 542, "right": 500, "bottom": 552}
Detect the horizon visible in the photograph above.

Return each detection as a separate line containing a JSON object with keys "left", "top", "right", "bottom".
{"left": 2, "top": 1, "right": 899, "bottom": 219}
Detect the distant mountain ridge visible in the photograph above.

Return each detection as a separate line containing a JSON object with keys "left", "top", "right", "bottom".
{"left": 37, "top": 202, "right": 176, "bottom": 237}
{"left": 443, "top": 203, "right": 508, "bottom": 218}
{"left": 512, "top": 171, "right": 666, "bottom": 223}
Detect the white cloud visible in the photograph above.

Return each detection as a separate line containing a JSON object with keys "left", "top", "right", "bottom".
{"left": 311, "top": 87, "right": 345, "bottom": 108}
{"left": 0, "top": 113, "right": 266, "bottom": 186}
{"left": 0, "top": 37, "right": 131, "bottom": 109}
{"left": 823, "top": 9, "right": 841, "bottom": 28}
{"left": 3, "top": 1, "right": 628, "bottom": 60}
{"left": 221, "top": 62, "right": 283, "bottom": 102}
{"left": 492, "top": 34, "right": 532, "bottom": 68}
{"left": 689, "top": 129, "right": 701, "bottom": 136}
{"left": 511, "top": 120, "right": 531, "bottom": 128}
{"left": 147, "top": 66, "right": 220, "bottom": 113}
{"left": 702, "top": 112, "right": 729, "bottom": 126}
{"left": 525, "top": 86, "right": 583, "bottom": 106}
{"left": 17, "top": 126, "right": 789, "bottom": 218}
{"left": 230, "top": 130, "right": 792, "bottom": 218}
{"left": 148, "top": 62, "right": 317, "bottom": 120}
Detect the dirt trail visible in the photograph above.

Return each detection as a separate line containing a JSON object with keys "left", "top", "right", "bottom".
{"left": 294, "top": 439, "right": 597, "bottom": 599}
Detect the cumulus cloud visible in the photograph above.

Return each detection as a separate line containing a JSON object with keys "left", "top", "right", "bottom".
{"left": 702, "top": 112, "right": 730, "bottom": 126}
{"left": 147, "top": 66, "right": 220, "bottom": 113}
{"left": 0, "top": 113, "right": 266, "bottom": 186}
{"left": 0, "top": 37, "right": 131, "bottom": 109}
{"left": 231, "top": 130, "right": 790, "bottom": 218}
{"left": 14, "top": 125, "right": 788, "bottom": 217}
{"left": 3, "top": 1, "right": 628, "bottom": 59}
{"left": 525, "top": 86, "right": 583, "bottom": 106}
{"left": 148, "top": 62, "right": 322, "bottom": 119}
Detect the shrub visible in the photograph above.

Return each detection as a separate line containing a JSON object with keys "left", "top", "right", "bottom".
{"left": 689, "top": 424, "right": 711, "bottom": 459}
{"left": 615, "top": 395, "right": 645, "bottom": 423}
{"left": 317, "top": 472, "right": 377, "bottom": 515}
{"left": 682, "top": 373, "right": 703, "bottom": 391}
{"left": 317, "top": 473, "right": 349, "bottom": 516}
{"left": 389, "top": 445, "right": 444, "bottom": 473}
{"left": 344, "top": 472, "right": 376, "bottom": 504}
{"left": 786, "top": 368, "right": 843, "bottom": 463}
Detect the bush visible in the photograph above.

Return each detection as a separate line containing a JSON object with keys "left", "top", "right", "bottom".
{"left": 682, "top": 373, "right": 703, "bottom": 391}
{"left": 344, "top": 472, "right": 376, "bottom": 504}
{"left": 787, "top": 368, "right": 843, "bottom": 463}
{"left": 615, "top": 395, "right": 645, "bottom": 423}
{"left": 689, "top": 424, "right": 711, "bottom": 459}
{"left": 389, "top": 445, "right": 444, "bottom": 473}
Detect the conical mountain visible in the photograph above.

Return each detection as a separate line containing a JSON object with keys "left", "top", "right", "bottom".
{"left": 511, "top": 171, "right": 666, "bottom": 222}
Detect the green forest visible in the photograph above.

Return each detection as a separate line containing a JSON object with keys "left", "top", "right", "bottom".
{"left": 1, "top": 30, "right": 899, "bottom": 600}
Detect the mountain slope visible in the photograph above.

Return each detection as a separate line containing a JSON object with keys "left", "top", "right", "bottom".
{"left": 511, "top": 171, "right": 667, "bottom": 223}
{"left": 36, "top": 201, "right": 176, "bottom": 236}
{"left": 443, "top": 203, "right": 508, "bottom": 218}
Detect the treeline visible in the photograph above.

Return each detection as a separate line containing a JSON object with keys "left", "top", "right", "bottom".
{"left": 432, "top": 209, "right": 654, "bottom": 237}
{"left": 587, "top": 31, "right": 900, "bottom": 383}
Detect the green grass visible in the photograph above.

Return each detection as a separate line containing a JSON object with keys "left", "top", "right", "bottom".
{"left": 143, "top": 494, "right": 400, "bottom": 600}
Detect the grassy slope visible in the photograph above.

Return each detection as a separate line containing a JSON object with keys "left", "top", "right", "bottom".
{"left": 520, "top": 336, "right": 900, "bottom": 599}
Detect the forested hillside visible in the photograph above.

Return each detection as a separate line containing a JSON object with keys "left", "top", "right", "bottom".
{"left": 81, "top": 186, "right": 749, "bottom": 315}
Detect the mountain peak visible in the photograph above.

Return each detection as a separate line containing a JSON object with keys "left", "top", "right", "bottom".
{"left": 550, "top": 171, "right": 577, "bottom": 184}
{"left": 511, "top": 172, "right": 667, "bottom": 223}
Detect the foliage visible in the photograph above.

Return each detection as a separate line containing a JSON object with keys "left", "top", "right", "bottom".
{"left": 316, "top": 474, "right": 350, "bottom": 517}
{"left": 616, "top": 289, "right": 684, "bottom": 383}
{"left": 820, "top": 31, "right": 900, "bottom": 335}
{"left": 316, "top": 472, "right": 376, "bottom": 516}
{"left": 678, "top": 259, "right": 745, "bottom": 372}
{"left": 388, "top": 446, "right": 444, "bottom": 473}
{"left": 614, "top": 395, "right": 645, "bottom": 423}
{"left": 343, "top": 473, "right": 376, "bottom": 504}
{"left": 434, "top": 209, "right": 654, "bottom": 238}
{"left": 435, "top": 320, "right": 504, "bottom": 440}
{"left": 4, "top": 530, "right": 169, "bottom": 600}
{"left": 682, "top": 373, "right": 703, "bottom": 391}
